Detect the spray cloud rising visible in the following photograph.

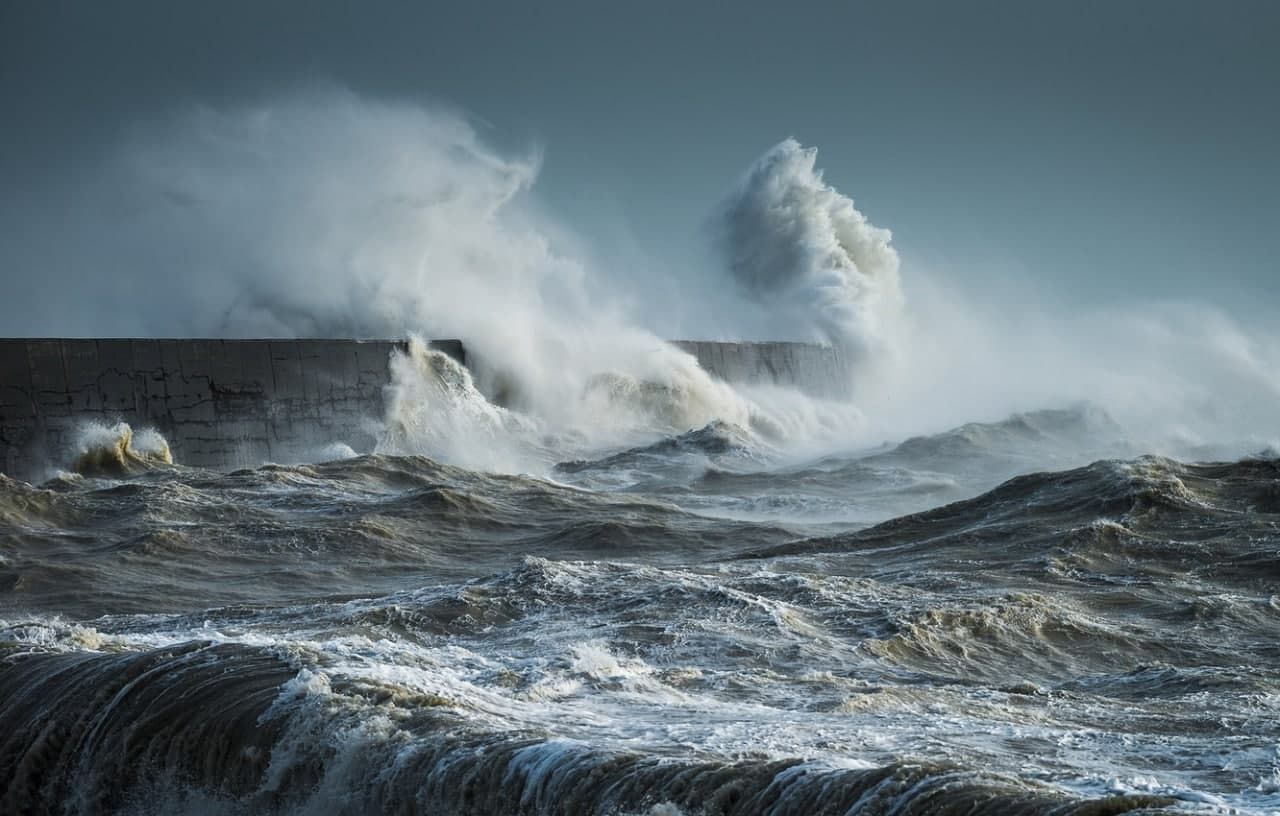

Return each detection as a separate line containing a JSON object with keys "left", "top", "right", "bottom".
{"left": 1, "top": 91, "right": 779, "bottom": 464}
{"left": 2, "top": 88, "right": 1278, "bottom": 463}
{"left": 714, "top": 138, "right": 904, "bottom": 374}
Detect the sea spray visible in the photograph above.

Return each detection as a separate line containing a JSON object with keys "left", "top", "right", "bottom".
{"left": 377, "top": 337, "right": 542, "bottom": 472}
{"left": 375, "top": 336, "right": 760, "bottom": 472}
{"left": 714, "top": 139, "right": 904, "bottom": 392}
{"left": 0, "top": 94, "right": 883, "bottom": 463}
{"left": 5, "top": 89, "right": 1280, "bottom": 453}
{"left": 376, "top": 337, "right": 865, "bottom": 473}
{"left": 43, "top": 92, "right": 855, "bottom": 460}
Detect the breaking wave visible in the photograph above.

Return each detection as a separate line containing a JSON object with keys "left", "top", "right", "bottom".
{"left": 0, "top": 637, "right": 1176, "bottom": 816}
{"left": 71, "top": 422, "right": 173, "bottom": 477}
{"left": 375, "top": 336, "right": 862, "bottom": 475}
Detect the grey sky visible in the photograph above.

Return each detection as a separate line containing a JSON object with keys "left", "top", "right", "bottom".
{"left": 3, "top": 1, "right": 1277, "bottom": 320}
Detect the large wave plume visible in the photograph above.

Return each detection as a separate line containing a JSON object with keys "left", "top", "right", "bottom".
{"left": 714, "top": 139, "right": 904, "bottom": 380}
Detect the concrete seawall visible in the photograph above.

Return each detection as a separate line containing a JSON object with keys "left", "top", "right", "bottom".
{"left": 671, "top": 341, "right": 847, "bottom": 399}
{"left": 1, "top": 338, "right": 845, "bottom": 480}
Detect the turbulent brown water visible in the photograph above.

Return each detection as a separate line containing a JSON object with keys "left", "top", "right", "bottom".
{"left": 2, "top": 390, "right": 1278, "bottom": 815}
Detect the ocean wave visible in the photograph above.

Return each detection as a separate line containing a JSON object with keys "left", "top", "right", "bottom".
{"left": 71, "top": 422, "right": 174, "bottom": 478}
{"left": 862, "top": 592, "right": 1163, "bottom": 682}
{"left": 557, "top": 420, "right": 763, "bottom": 473}
{"left": 0, "top": 639, "right": 1176, "bottom": 815}
{"left": 861, "top": 405, "right": 1132, "bottom": 479}
{"left": 0, "top": 453, "right": 796, "bottom": 617}
{"left": 757, "top": 453, "right": 1280, "bottom": 572}
{"left": 3, "top": 423, "right": 1278, "bottom": 812}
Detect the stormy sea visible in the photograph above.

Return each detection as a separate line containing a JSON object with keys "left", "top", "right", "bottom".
{"left": 3, "top": 117, "right": 1279, "bottom": 815}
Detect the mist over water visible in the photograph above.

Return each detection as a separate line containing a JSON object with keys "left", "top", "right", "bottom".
{"left": 874, "top": 271, "right": 1280, "bottom": 460}
{"left": 4, "top": 88, "right": 1280, "bottom": 814}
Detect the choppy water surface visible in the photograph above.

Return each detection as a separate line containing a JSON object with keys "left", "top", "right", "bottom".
{"left": 2, "top": 390, "right": 1277, "bottom": 816}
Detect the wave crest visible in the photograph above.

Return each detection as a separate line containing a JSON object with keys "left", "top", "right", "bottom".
{"left": 71, "top": 422, "right": 173, "bottom": 477}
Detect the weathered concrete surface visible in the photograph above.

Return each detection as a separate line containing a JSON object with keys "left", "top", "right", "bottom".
{"left": 671, "top": 341, "right": 848, "bottom": 399}
{"left": 1, "top": 339, "right": 844, "bottom": 479}
{"left": 0, "top": 340, "right": 456, "bottom": 480}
